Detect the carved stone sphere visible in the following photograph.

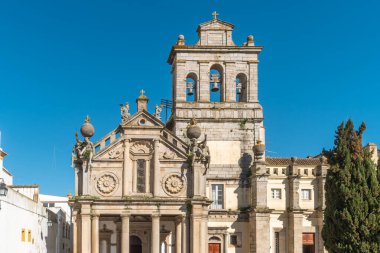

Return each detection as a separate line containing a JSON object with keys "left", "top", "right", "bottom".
{"left": 186, "top": 125, "right": 201, "bottom": 139}
{"left": 253, "top": 140, "right": 265, "bottom": 156}
{"left": 178, "top": 34, "right": 184, "bottom": 40}
{"left": 80, "top": 122, "right": 95, "bottom": 138}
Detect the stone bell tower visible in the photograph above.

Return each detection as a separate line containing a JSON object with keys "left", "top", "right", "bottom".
{"left": 167, "top": 12, "right": 265, "bottom": 163}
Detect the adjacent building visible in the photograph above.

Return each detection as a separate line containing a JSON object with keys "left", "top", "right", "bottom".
{"left": 0, "top": 147, "right": 73, "bottom": 253}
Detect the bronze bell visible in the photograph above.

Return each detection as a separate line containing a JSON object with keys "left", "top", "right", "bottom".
{"left": 236, "top": 82, "right": 242, "bottom": 94}
{"left": 187, "top": 82, "right": 194, "bottom": 95}
{"left": 211, "top": 82, "right": 219, "bottom": 92}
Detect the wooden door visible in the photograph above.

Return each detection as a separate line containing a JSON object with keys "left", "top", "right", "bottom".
{"left": 208, "top": 243, "right": 221, "bottom": 253}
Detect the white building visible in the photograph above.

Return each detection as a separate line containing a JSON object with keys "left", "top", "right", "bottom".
{"left": 0, "top": 147, "right": 73, "bottom": 253}
{"left": 41, "top": 194, "right": 73, "bottom": 253}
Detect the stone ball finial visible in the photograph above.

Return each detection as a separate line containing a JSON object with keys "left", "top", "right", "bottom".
{"left": 186, "top": 118, "right": 201, "bottom": 139}
{"left": 253, "top": 140, "right": 265, "bottom": 160}
{"left": 247, "top": 35, "right": 254, "bottom": 46}
{"left": 177, "top": 35, "right": 185, "bottom": 46}
{"left": 80, "top": 115, "right": 95, "bottom": 138}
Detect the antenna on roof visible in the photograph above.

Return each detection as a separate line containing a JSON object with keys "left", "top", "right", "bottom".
{"left": 160, "top": 99, "right": 172, "bottom": 122}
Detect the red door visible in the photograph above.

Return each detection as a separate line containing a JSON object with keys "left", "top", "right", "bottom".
{"left": 209, "top": 243, "right": 221, "bottom": 253}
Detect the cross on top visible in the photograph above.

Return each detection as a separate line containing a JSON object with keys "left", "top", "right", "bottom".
{"left": 212, "top": 11, "right": 219, "bottom": 20}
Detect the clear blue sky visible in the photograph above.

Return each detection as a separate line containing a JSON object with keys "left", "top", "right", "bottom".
{"left": 0, "top": 0, "right": 379, "bottom": 196}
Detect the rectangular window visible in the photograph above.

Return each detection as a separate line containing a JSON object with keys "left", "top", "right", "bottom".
{"left": 21, "top": 229, "right": 25, "bottom": 242}
{"left": 301, "top": 189, "right": 312, "bottom": 200}
{"left": 137, "top": 159, "right": 146, "bottom": 193}
{"left": 211, "top": 184, "right": 224, "bottom": 209}
{"left": 275, "top": 232, "right": 280, "bottom": 253}
{"left": 28, "top": 230, "right": 31, "bottom": 242}
{"left": 271, "top": 189, "right": 282, "bottom": 199}
{"left": 230, "top": 235, "right": 238, "bottom": 245}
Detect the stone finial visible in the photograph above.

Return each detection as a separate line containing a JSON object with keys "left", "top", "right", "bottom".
{"left": 253, "top": 140, "right": 265, "bottom": 161}
{"left": 80, "top": 115, "right": 95, "bottom": 139}
{"left": 177, "top": 35, "right": 185, "bottom": 46}
{"left": 247, "top": 35, "right": 255, "bottom": 46}
{"left": 136, "top": 90, "right": 149, "bottom": 111}
{"left": 320, "top": 155, "right": 328, "bottom": 165}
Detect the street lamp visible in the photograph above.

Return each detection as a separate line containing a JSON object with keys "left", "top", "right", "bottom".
{"left": 0, "top": 178, "right": 8, "bottom": 210}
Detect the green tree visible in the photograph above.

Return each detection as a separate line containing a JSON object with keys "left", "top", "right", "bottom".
{"left": 322, "top": 120, "right": 380, "bottom": 253}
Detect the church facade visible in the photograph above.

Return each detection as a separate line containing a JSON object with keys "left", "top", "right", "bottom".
{"left": 71, "top": 14, "right": 328, "bottom": 253}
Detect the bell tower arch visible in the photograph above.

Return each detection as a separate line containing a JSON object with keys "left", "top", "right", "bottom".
{"left": 167, "top": 12, "right": 265, "bottom": 161}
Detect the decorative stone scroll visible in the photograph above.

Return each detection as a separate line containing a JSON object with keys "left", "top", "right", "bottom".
{"left": 96, "top": 173, "right": 118, "bottom": 195}
{"left": 130, "top": 141, "right": 153, "bottom": 154}
{"left": 163, "top": 174, "right": 186, "bottom": 195}
{"left": 108, "top": 148, "right": 123, "bottom": 159}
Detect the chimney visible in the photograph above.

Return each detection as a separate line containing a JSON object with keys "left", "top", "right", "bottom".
{"left": 136, "top": 89, "right": 149, "bottom": 111}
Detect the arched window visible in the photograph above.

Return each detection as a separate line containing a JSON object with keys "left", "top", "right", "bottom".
{"left": 186, "top": 73, "right": 198, "bottom": 102}
{"left": 209, "top": 236, "right": 221, "bottom": 241}
{"left": 210, "top": 64, "right": 223, "bottom": 102}
{"left": 236, "top": 73, "right": 248, "bottom": 102}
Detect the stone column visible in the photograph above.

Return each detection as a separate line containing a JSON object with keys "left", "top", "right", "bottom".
{"left": 151, "top": 214, "right": 160, "bottom": 253}
{"left": 123, "top": 138, "right": 131, "bottom": 196}
{"left": 175, "top": 216, "right": 183, "bottom": 253}
{"left": 153, "top": 139, "right": 160, "bottom": 196}
{"left": 250, "top": 160, "right": 270, "bottom": 253}
{"left": 81, "top": 213, "right": 92, "bottom": 253}
{"left": 91, "top": 214, "right": 99, "bottom": 253}
{"left": 182, "top": 216, "right": 188, "bottom": 253}
{"left": 116, "top": 221, "right": 122, "bottom": 253}
{"left": 72, "top": 211, "right": 78, "bottom": 253}
{"left": 121, "top": 214, "right": 130, "bottom": 253}
{"left": 200, "top": 213, "right": 208, "bottom": 253}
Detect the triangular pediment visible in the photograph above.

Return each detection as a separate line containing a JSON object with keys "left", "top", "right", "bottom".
{"left": 159, "top": 133, "right": 188, "bottom": 161}
{"left": 197, "top": 19, "right": 234, "bottom": 32}
{"left": 121, "top": 110, "right": 165, "bottom": 128}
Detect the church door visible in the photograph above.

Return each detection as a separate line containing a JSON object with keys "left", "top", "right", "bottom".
{"left": 130, "top": 235, "right": 142, "bottom": 253}
{"left": 209, "top": 243, "right": 221, "bottom": 253}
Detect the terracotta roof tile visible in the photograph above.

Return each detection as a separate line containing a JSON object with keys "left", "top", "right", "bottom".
{"left": 266, "top": 157, "right": 321, "bottom": 166}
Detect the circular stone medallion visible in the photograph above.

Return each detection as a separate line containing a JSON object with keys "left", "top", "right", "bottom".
{"left": 96, "top": 173, "right": 118, "bottom": 195}
{"left": 163, "top": 174, "right": 185, "bottom": 195}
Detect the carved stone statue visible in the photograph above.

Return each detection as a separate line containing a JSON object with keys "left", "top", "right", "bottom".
{"left": 120, "top": 102, "right": 130, "bottom": 122}
{"left": 72, "top": 116, "right": 96, "bottom": 169}
{"left": 154, "top": 104, "right": 162, "bottom": 120}
{"left": 186, "top": 118, "right": 211, "bottom": 174}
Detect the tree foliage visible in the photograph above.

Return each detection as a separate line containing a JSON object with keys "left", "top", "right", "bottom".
{"left": 322, "top": 120, "right": 380, "bottom": 253}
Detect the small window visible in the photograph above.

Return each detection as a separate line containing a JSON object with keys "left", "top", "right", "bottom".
{"left": 28, "top": 230, "right": 32, "bottom": 242}
{"left": 304, "top": 169, "right": 308, "bottom": 175}
{"left": 230, "top": 235, "right": 238, "bottom": 245}
{"left": 271, "top": 189, "right": 282, "bottom": 199}
{"left": 275, "top": 232, "right": 280, "bottom": 253}
{"left": 301, "top": 189, "right": 312, "bottom": 200}
{"left": 21, "top": 229, "right": 26, "bottom": 242}
{"left": 273, "top": 168, "right": 278, "bottom": 175}
{"left": 137, "top": 159, "right": 146, "bottom": 193}
{"left": 43, "top": 203, "right": 48, "bottom": 207}
{"left": 282, "top": 168, "right": 286, "bottom": 175}
{"left": 105, "top": 137, "right": 110, "bottom": 147}
{"left": 211, "top": 184, "right": 224, "bottom": 209}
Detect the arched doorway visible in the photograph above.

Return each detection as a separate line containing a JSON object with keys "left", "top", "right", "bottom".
{"left": 130, "top": 235, "right": 142, "bottom": 253}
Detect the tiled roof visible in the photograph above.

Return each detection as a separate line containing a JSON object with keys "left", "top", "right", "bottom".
{"left": 266, "top": 157, "right": 321, "bottom": 166}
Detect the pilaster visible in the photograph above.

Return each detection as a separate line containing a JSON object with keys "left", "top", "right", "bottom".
{"left": 224, "top": 62, "right": 236, "bottom": 102}
{"left": 153, "top": 139, "right": 160, "bottom": 196}
{"left": 198, "top": 62, "right": 210, "bottom": 102}
{"left": 248, "top": 60, "right": 259, "bottom": 102}
{"left": 123, "top": 138, "right": 131, "bottom": 196}
{"left": 151, "top": 214, "right": 161, "bottom": 253}
{"left": 121, "top": 213, "right": 130, "bottom": 253}
{"left": 91, "top": 213, "right": 99, "bottom": 253}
